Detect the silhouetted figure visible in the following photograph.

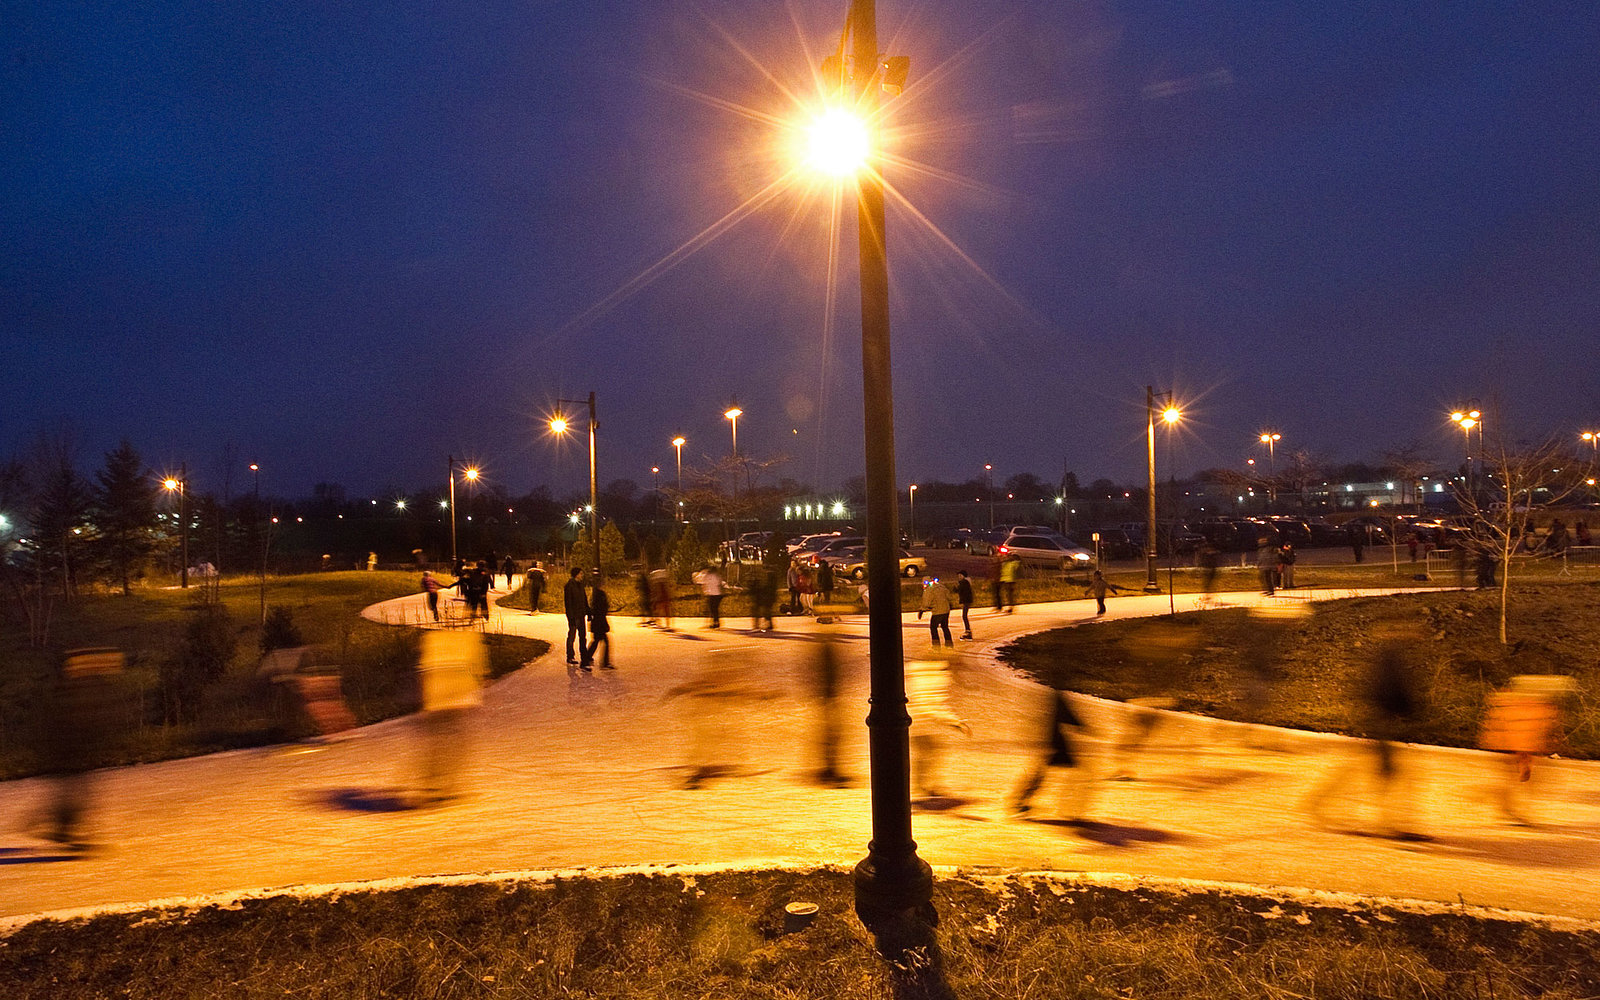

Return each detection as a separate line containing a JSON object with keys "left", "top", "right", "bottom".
{"left": 817, "top": 559, "right": 835, "bottom": 605}
{"left": 585, "top": 582, "right": 612, "bottom": 669}
{"left": 955, "top": 570, "right": 975, "bottom": 639}
{"left": 1197, "top": 539, "right": 1221, "bottom": 603}
{"left": 747, "top": 563, "right": 776, "bottom": 631}
{"left": 526, "top": 561, "right": 546, "bottom": 612}
{"left": 564, "top": 567, "right": 590, "bottom": 668}
{"left": 1256, "top": 538, "right": 1278, "bottom": 594}
{"left": 37, "top": 648, "right": 124, "bottom": 851}
{"left": 649, "top": 566, "right": 674, "bottom": 628}
{"left": 501, "top": 555, "right": 517, "bottom": 589}
{"left": 637, "top": 569, "right": 655, "bottom": 626}
{"left": 1010, "top": 689, "right": 1093, "bottom": 821}
{"left": 1348, "top": 524, "right": 1366, "bottom": 563}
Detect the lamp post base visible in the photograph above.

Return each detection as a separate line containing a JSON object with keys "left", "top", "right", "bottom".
{"left": 853, "top": 848, "right": 934, "bottom": 924}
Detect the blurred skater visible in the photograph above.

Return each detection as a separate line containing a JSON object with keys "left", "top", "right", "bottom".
{"left": 35, "top": 647, "right": 124, "bottom": 851}
{"left": 526, "top": 561, "right": 546, "bottom": 612}
{"left": 1481, "top": 674, "right": 1573, "bottom": 825}
{"left": 649, "top": 566, "right": 674, "bottom": 629}
{"left": 421, "top": 570, "right": 443, "bottom": 622}
{"left": 665, "top": 661, "right": 779, "bottom": 788}
{"left": 1009, "top": 688, "right": 1094, "bottom": 821}
{"left": 906, "top": 656, "right": 970, "bottom": 799}
{"left": 810, "top": 627, "right": 848, "bottom": 786}
{"left": 413, "top": 630, "right": 487, "bottom": 806}
{"left": 1304, "top": 622, "right": 1429, "bottom": 840}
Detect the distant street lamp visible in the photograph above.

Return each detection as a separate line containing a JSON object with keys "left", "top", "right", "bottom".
{"left": 1451, "top": 406, "right": 1482, "bottom": 496}
{"left": 1163, "top": 405, "right": 1182, "bottom": 615}
{"left": 671, "top": 435, "right": 687, "bottom": 519}
{"left": 1582, "top": 431, "right": 1598, "bottom": 461}
{"left": 908, "top": 483, "right": 917, "bottom": 544}
{"left": 446, "top": 457, "right": 479, "bottom": 568}
{"left": 984, "top": 463, "right": 994, "bottom": 528}
{"left": 551, "top": 393, "right": 601, "bottom": 579}
{"left": 163, "top": 464, "right": 188, "bottom": 589}
{"left": 1143, "top": 387, "right": 1176, "bottom": 592}
{"left": 1258, "top": 431, "right": 1281, "bottom": 510}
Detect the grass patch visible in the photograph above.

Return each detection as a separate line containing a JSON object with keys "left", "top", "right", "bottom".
{"left": 0, "top": 573, "right": 546, "bottom": 779}
{"left": 1000, "top": 581, "right": 1600, "bottom": 757}
{"left": 2, "top": 867, "right": 1596, "bottom": 998}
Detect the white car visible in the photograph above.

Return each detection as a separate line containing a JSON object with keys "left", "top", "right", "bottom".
{"left": 996, "top": 532, "right": 1094, "bottom": 570}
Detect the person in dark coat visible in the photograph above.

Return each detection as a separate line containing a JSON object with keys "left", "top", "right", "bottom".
{"left": 816, "top": 559, "right": 836, "bottom": 605}
{"left": 584, "top": 581, "right": 612, "bottom": 669}
{"left": 501, "top": 555, "right": 517, "bottom": 589}
{"left": 527, "top": 561, "right": 546, "bottom": 612}
{"left": 40, "top": 648, "right": 124, "bottom": 850}
{"left": 564, "top": 567, "right": 590, "bottom": 668}
{"left": 955, "top": 570, "right": 975, "bottom": 639}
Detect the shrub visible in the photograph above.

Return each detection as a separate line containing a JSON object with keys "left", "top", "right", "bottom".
{"left": 259, "top": 605, "right": 304, "bottom": 655}
{"left": 160, "top": 604, "right": 237, "bottom": 724}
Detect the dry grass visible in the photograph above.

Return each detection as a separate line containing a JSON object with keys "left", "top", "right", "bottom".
{"left": 2, "top": 869, "right": 1596, "bottom": 998}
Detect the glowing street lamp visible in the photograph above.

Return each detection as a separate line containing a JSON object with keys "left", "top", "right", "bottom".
{"left": 908, "top": 483, "right": 917, "bottom": 544}
{"left": 1582, "top": 430, "right": 1598, "bottom": 460}
{"left": 550, "top": 393, "right": 601, "bottom": 580}
{"left": 1143, "top": 389, "right": 1180, "bottom": 592}
{"left": 163, "top": 465, "right": 188, "bottom": 588}
{"left": 1451, "top": 405, "right": 1482, "bottom": 495}
{"left": 1259, "top": 431, "right": 1281, "bottom": 509}
{"left": 671, "top": 435, "right": 687, "bottom": 519}
{"left": 805, "top": 0, "right": 925, "bottom": 922}
{"left": 446, "top": 457, "right": 480, "bottom": 568}
{"left": 724, "top": 402, "right": 743, "bottom": 457}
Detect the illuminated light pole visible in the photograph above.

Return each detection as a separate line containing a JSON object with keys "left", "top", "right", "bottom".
{"left": 1581, "top": 431, "right": 1597, "bottom": 462}
{"left": 725, "top": 403, "right": 743, "bottom": 545}
{"left": 551, "top": 393, "right": 601, "bottom": 580}
{"left": 907, "top": 483, "right": 917, "bottom": 545}
{"left": 984, "top": 464, "right": 994, "bottom": 529}
{"left": 1258, "top": 432, "right": 1280, "bottom": 511}
{"left": 1451, "top": 406, "right": 1481, "bottom": 497}
{"left": 446, "top": 457, "right": 479, "bottom": 569}
{"left": 671, "top": 435, "right": 686, "bottom": 520}
{"left": 163, "top": 465, "right": 188, "bottom": 588}
{"left": 250, "top": 463, "right": 265, "bottom": 623}
{"left": 807, "top": 1, "right": 926, "bottom": 922}
{"left": 1143, "top": 387, "right": 1175, "bottom": 592}
{"left": 1163, "top": 405, "right": 1182, "bottom": 615}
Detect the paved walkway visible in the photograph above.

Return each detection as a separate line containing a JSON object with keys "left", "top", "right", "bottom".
{"left": 3, "top": 586, "right": 1598, "bottom": 922}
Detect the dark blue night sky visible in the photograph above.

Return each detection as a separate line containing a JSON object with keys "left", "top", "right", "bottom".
{"left": 5, "top": 1, "right": 1598, "bottom": 500}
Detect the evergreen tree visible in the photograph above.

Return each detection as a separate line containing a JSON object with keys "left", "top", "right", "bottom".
{"left": 31, "top": 452, "right": 91, "bottom": 600}
{"left": 93, "top": 439, "right": 157, "bottom": 595}
{"left": 669, "top": 523, "right": 708, "bottom": 584}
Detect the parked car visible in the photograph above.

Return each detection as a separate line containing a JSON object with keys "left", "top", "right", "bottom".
{"left": 788, "top": 533, "right": 843, "bottom": 558}
{"left": 1341, "top": 516, "right": 1391, "bottom": 546}
{"left": 827, "top": 546, "right": 927, "bottom": 579}
{"left": 1092, "top": 528, "right": 1143, "bottom": 561}
{"left": 806, "top": 536, "right": 867, "bottom": 564}
{"left": 923, "top": 528, "right": 972, "bottom": 549}
{"left": 966, "top": 528, "right": 1008, "bottom": 556}
{"left": 1193, "top": 518, "right": 1259, "bottom": 552}
{"left": 995, "top": 531, "right": 1094, "bottom": 570}
{"left": 1265, "top": 516, "right": 1312, "bottom": 547}
{"left": 1305, "top": 518, "right": 1347, "bottom": 547}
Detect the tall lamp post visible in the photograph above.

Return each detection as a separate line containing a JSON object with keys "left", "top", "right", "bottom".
{"left": 807, "top": 0, "right": 925, "bottom": 921}
{"left": 250, "top": 463, "right": 266, "bottom": 623}
{"left": 1258, "top": 432, "right": 1280, "bottom": 511}
{"left": 907, "top": 483, "right": 917, "bottom": 545}
{"left": 446, "top": 457, "right": 479, "bottom": 569}
{"left": 1451, "top": 406, "right": 1481, "bottom": 497}
{"left": 1163, "top": 405, "right": 1182, "bottom": 614}
{"left": 551, "top": 393, "right": 601, "bottom": 580}
{"left": 1581, "top": 431, "right": 1597, "bottom": 464}
{"left": 725, "top": 403, "right": 743, "bottom": 545}
{"left": 671, "top": 435, "right": 687, "bottom": 521}
{"left": 984, "top": 463, "right": 994, "bottom": 528}
{"left": 1143, "top": 387, "right": 1175, "bottom": 592}
{"left": 163, "top": 465, "right": 188, "bottom": 588}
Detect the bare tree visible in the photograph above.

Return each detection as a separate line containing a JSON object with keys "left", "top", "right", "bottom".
{"left": 1456, "top": 414, "right": 1586, "bottom": 644}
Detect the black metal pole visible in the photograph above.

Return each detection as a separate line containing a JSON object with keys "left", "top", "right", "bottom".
{"left": 1144, "top": 388, "right": 1158, "bottom": 592}
{"left": 448, "top": 455, "right": 458, "bottom": 568}
{"left": 850, "top": 0, "right": 931, "bottom": 922}
{"left": 179, "top": 462, "right": 189, "bottom": 589}
{"left": 588, "top": 392, "right": 600, "bottom": 581}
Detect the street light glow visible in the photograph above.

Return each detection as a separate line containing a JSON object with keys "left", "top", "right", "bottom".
{"left": 671, "top": 436, "right": 685, "bottom": 448}
{"left": 724, "top": 405, "right": 743, "bottom": 421}
{"left": 806, "top": 108, "right": 870, "bottom": 177}
{"left": 464, "top": 467, "right": 479, "bottom": 481}
{"left": 549, "top": 416, "right": 569, "bottom": 435}
{"left": 1162, "top": 406, "right": 1181, "bottom": 425}
{"left": 163, "top": 478, "right": 179, "bottom": 491}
